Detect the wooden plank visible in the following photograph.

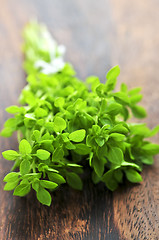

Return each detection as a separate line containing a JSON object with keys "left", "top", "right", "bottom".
{"left": 0, "top": 0, "right": 158, "bottom": 239}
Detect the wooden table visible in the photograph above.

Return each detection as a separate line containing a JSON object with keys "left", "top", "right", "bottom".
{"left": 0, "top": 1, "right": 159, "bottom": 239}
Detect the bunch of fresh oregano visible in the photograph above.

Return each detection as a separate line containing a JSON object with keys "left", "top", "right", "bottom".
{"left": 1, "top": 22, "right": 159, "bottom": 206}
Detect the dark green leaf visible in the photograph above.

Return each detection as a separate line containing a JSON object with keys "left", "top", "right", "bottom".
{"left": 66, "top": 172, "right": 83, "bottom": 190}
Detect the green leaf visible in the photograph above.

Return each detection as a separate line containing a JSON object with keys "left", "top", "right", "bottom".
{"left": 114, "top": 169, "right": 123, "bottom": 183}
{"left": 36, "top": 149, "right": 50, "bottom": 160}
{"left": 3, "top": 172, "right": 20, "bottom": 182}
{"left": 6, "top": 105, "right": 21, "bottom": 114}
{"left": 32, "top": 181, "right": 40, "bottom": 192}
{"left": 2, "top": 150, "right": 19, "bottom": 160}
{"left": 54, "top": 97, "right": 65, "bottom": 108}
{"left": 66, "top": 172, "right": 83, "bottom": 190}
{"left": 109, "top": 133, "right": 125, "bottom": 142}
{"left": 102, "top": 169, "right": 118, "bottom": 191}
{"left": 36, "top": 187, "right": 52, "bottom": 206}
{"left": 113, "top": 92, "right": 130, "bottom": 105}
{"left": 40, "top": 180, "right": 58, "bottom": 189}
{"left": 74, "top": 143, "right": 91, "bottom": 155}
{"left": 140, "top": 156, "right": 154, "bottom": 165}
{"left": 20, "top": 159, "right": 30, "bottom": 175}
{"left": 141, "top": 143, "right": 159, "bottom": 155}
{"left": 110, "top": 124, "right": 129, "bottom": 134}
{"left": 4, "top": 180, "right": 19, "bottom": 191}
{"left": 130, "top": 94, "right": 142, "bottom": 104}
{"left": 93, "top": 156, "right": 105, "bottom": 177}
{"left": 19, "top": 139, "right": 32, "bottom": 154}
{"left": 105, "top": 103, "right": 122, "bottom": 115}
{"left": 69, "top": 129, "right": 86, "bottom": 142}
{"left": 105, "top": 65, "right": 120, "bottom": 91}
{"left": 108, "top": 147, "right": 124, "bottom": 165}
{"left": 13, "top": 184, "right": 31, "bottom": 196}
{"left": 47, "top": 172, "right": 66, "bottom": 184}
{"left": 52, "top": 147, "right": 64, "bottom": 161}
{"left": 35, "top": 107, "right": 48, "bottom": 118}
{"left": 53, "top": 116, "right": 66, "bottom": 132}
{"left": 32, "top": 130, "right": 41, "bottom": 142}
{"left": 125, "top": 169, "right": 143, "bottom": 183}
{"left": 131, "top": 105, "right": 147, "bottom": 118}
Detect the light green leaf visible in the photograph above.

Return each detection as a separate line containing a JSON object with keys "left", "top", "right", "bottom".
{"left": 13, "top": 184, "right": 31, "bottom": 196}
{"left": 141, "top": 143, "right": 159, "bottom": 155}
{"left": 36, "top": 149, "right": 50, "bottom": 160}
{"left": 53, "top": 116, "right": 66, "bottom": 132}
{"left": 108, "top": 147, "right": 124, "bottom": 165}
{"left": 40, "top": 180, "right": 58, "bottom": 189}
{"left": 36, "top": 187, "right": 52, "bottom": 206}
{"left": 131, "top": 105, "right": 147, "bottom": 119}
{"left": 105, "top": 65, "right": 120, "bottom": 91}
{"left": 54, "top": 97, "right": 65, "bottom": 108}
{"left": 4, "top": 180, "right": 19, "bottom": 191}
{"left": 3, "top": 172, "right": 20, "bottom": 182}
{"left": 6, "top": 105, "right": 21, "bottom": 114}
{"left": 2, "top": 150, "right": 19, "bottom": 161}
{"left": 19, "top": 139, "right": 32, "bottom": 154}
{"left": 20, "top": 159, "right": 30, "bottom": 175}
{"left": 69, "top": 129, "right": 86, "bottom": 142}
{"left": 35, "top": 107, "right": 48, "bottom": 118}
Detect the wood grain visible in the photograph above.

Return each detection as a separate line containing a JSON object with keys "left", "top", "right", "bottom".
{"left": 0, "top": 0, "right": 159, "bottom": 239}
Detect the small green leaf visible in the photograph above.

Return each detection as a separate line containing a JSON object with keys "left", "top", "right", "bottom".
{"left": 69, "top": 129, "right": 86, "bottom": 142}
{"left": 93, "top": 156, "right": 105, "bottom": 177}
{"left": 125, "top": 169, "right": 143, "bottom": 183}
{"left": 2, "top": 150, "right": 19, "bottom": 160}
{"left": 108, "top": 147, "right": 124, "bottom": 165}
{"left": 36, "top": 149, "right": 50, "bottom": 160}
{"left": 140, "top": 156, "right": 154, "bottom": 165}
{"left": 53, "top": 116, "right": 66, "bottom": 132}
{"left": 4, "top": 180, "right": 19, "bottom": 191}
{"left": 66, "top": 172, "right": 83, "bottom": 190}
{"left": 32, "top": 181, "right": 40, "bottom": 192}
{"left": 131, "top": 105, "right": 147, "bottom": 119}
{"left": 109, "top": 133, "right": 125, "bottom": 142}
{"left": 36, "top": 187, "right": 52, "bottom": 206}
{"left": 102, "top": 169, "right": 118, "bottom": 191}
{"left": 6, "top": 105, "right": 21, "bottom": 114}
{"left": 3, "top": 172, "right": 20, "bottom": 182}
{"left": 74, "top": 143, "right": 91, "bottom": 155}
{"left": 114, "top": 169, "right": 123, "bottom": 183}
{"left": 20, "top": 159, "right": 30, "bottom": 175}
{"left": 105, "top": 65, "right": 120, "bottom": 91}
{"left": 19, "top": 139, "right": 32, "bottom": 154}
{"left": 141, "top": 143, "right": 159, "bottom": 155}
{"left": 35, "top": 107, "right": 48, "bottom": 118}
{"left": 40, "top": 180, "right": 58, "bottom": 189}
{"left": 54, "top": 97, "right": 65, "bottom": 108}
{"left": 105, "top": 103, "right": 122, "bottom": 115}
{"left": 13, "top": 184, "right": 31, "bottom": 196}
{"left": 47, "top": 172, "right": 66, "bottom": 184}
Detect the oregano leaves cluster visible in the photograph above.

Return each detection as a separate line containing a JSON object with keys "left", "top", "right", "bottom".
{"left": 1, "top": 22, "right": 159, "bottom": 206}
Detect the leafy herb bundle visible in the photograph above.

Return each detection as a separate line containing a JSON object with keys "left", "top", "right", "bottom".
{"left": 1, "top": 22, "right": 159, "bottom": 206}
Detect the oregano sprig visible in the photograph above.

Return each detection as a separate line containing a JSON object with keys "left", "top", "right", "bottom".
{"left": 1, "top": 21, "right": 159, "bottom": 206}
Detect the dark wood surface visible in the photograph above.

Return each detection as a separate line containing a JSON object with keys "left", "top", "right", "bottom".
{"left": 0, "top": 0, "right": 159, "bottom": 239}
